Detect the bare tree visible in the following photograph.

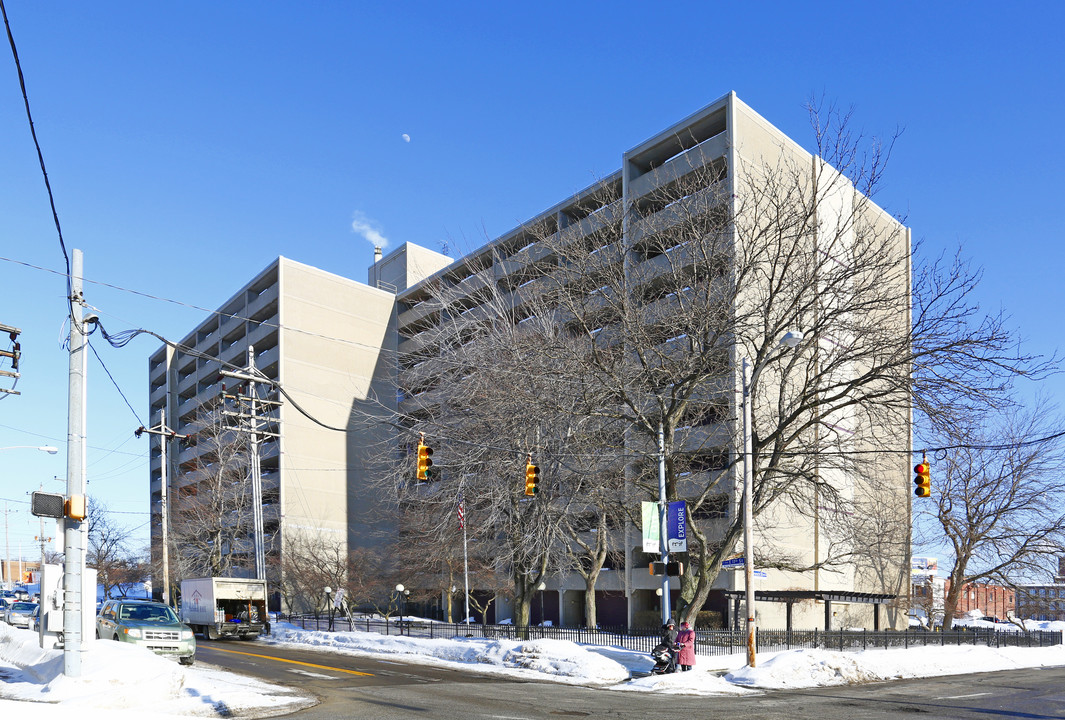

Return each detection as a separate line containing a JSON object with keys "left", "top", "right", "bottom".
{"left": 916, "top": 400, "right": 1065, "bottom": 630}
{"left": 111, "top": 546, "right": 152, "bottom": 598}
{"left": 376, "top": 102, "right": 1051, "bottom": 630}
{"left": 87, "top": 499, "right": 136, "bottom": 599}
{"left": 559, "top": 472, "right": 628, "bottom": 629}
{"left": 169, "top": 408, "right": 257, "bottom": 579}
{"left": 493, "top": 105, "right": 1049, "bottom": 624}
{"left": 381, "top": 290, "right": 604, "bottom": 630}
{"left": 278, "top": 530, "right": 348, "bottom": 617}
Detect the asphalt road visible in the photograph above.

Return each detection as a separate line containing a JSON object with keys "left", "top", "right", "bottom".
{"left": 196, "top": 640, "right": 1065, "bottom": 720}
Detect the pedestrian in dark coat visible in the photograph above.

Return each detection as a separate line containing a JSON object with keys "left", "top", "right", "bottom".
{"left": 661, "top": 620, "right": 678, "bottom": 649}
{"left": 676, "top": 620, "right": 696, "bottom": 671}
{"left": 661, "top": 620, "right": 679, "bottom": 667}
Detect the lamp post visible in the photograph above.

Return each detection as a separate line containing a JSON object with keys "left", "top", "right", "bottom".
{"left": 395, "top": 584, "right": 408, "bottom": 632}
{"left": 742, "top": 330, "right": 803, "bottom": 668}
{"left": 537, "top": 582, "right": 546, "bottom": 626}
{"left": 324, "top": 586, "right": 334, "bottom": 631}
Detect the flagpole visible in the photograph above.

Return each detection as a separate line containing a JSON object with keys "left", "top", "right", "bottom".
{"left": 462, "top": 503, "right": 470, "bottom": 626}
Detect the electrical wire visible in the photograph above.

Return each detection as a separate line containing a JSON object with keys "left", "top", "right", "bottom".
{"left": 0, "top": 0, "right": 75, "bottom": 324}
{"left": 3, "top": 258, "right": 1060, "bottom": 460}
{"left": 88, "top": 339, "right": 144, "bottom": 426}
{"left": 3, "top": 11, "right": 1061, "bottom": 472}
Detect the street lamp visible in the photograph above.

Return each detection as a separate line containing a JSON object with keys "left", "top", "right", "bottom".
{"left": 395, "top": 584, "right": 409, "bottom": 631}
{"left": 741, "top": 329, "right": 803, "bottom": 668}
{"left": 537, "top": 582, "right": 546, "bottom": 626}
{"left": 324, "top": 586, "right": 334, "bottom": 631}
{"left": 0, "top": 446, "right": 59, "bottom": 454}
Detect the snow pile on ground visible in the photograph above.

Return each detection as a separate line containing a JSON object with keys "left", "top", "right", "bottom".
{"left": 1, "top": 617, "right": 1063, "bottom": 717}
{"left": 268, "top": 625, "right": 630, "bottom": 683}
{"left": 727, "top": 642, "right": 1065, "bottom": 689}
{"left": 0, "top": 622, "right": 314, "bottom": 719}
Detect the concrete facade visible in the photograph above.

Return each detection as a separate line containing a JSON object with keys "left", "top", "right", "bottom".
{"left": 146, "top": 256, "right": 442, "bottom": 596}
{"left": 151, "top": 93, "right": 911, "bottom": 628}
{"left": 386, "top": 92, "right": 912, "bottom": 630}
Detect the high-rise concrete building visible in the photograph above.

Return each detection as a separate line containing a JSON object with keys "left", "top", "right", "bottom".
{"left": 151, "top": 92, "right": 911, "bottom": 628}
{"left": 147, "top": 253, "right": 449, "bottom": 599}
{"left": 386, "top": 91, "right": 912, "bottom": 630}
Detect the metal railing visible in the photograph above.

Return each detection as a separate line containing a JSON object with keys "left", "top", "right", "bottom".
{"left": 277, "top": 615, "right": 1062, "bottom": 657}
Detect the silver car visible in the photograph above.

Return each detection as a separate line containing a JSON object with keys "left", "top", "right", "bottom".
{"left": 96, "top": 600, "right": 196, "bottom": 665}
{"left": 5, "top": 601, "right": 39, "bottom": 628}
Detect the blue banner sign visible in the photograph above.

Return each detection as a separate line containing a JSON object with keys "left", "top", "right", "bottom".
{"left": 667, "top": 501, "right": 687, "bottom": 552}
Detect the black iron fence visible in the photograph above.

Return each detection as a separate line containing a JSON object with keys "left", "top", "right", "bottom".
{"left": 278, "top": 615, "right": 1062, "bottom": 657}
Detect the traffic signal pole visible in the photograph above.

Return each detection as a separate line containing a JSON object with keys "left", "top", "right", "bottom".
{"left": 64, "top": 248, "right": 90, "bottom": 677}
{"left": 657, "top": 421, "right": 670, "bottom": 626}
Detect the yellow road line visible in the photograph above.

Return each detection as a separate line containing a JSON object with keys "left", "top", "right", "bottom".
{"left": 206, "top": 645, "right": 374, "bottom": 676}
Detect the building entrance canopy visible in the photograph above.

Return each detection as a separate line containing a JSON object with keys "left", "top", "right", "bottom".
{"left": 722, "top": 590, "right": 898, "bottom": 631}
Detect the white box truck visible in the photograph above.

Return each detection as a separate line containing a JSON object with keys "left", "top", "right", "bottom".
{"left": 180, "top": 577, "right": 268, "bottom": 640}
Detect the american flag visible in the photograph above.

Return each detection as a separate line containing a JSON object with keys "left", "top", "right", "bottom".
{"left": 457, "top": 499, "right": 465, "bottom": 530}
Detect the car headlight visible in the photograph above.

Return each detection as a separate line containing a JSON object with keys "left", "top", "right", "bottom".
{"left": 123, "top": 627, "right": 142, "bottom": 639}
{"left": 181, "top": 630, "right": 194, "bottom": 640}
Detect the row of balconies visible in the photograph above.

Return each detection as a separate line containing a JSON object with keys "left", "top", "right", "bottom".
{"left": 397, "top": 135, "right": 727, "bottom": 351}
{"left": 148, "top": 437, "right": 281, "bottom": 481}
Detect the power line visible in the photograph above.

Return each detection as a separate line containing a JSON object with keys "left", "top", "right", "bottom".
{"left": 88, "top": 339, "right": 144, "bottom": 426}
{"left": 4, "top": 260, "right": 1061, "bottom": 461}
{"left": 0, "top": 0, "right": 75, "bottom": 324}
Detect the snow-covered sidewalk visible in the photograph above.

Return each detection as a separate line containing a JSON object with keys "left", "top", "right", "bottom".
{"left": 1, "top": 618, "right": 1063, "bottom": 718}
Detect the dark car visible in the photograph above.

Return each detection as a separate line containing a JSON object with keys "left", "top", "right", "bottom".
{"left": 96, "top": 599, "right": 195, "bottom": 665}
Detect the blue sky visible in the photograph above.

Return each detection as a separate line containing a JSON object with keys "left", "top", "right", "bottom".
{"left": 1, "top": 2, "right": 1062, "bottom": 561}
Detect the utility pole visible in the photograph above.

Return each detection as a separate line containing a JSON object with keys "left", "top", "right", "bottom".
{"left": 65, "top": 248, "right": 92, "bottom": 677}
{"left": 3, "top": 500, "right": 9, "bottom": 585}
{"left": 220, "top": 346, "right": 280, "bottom": 581}
{"left": 136, "top": 410, "right": 186, "bottom": 608}
{"left": 0, "top": 322, "right": 21, "bottom": 397}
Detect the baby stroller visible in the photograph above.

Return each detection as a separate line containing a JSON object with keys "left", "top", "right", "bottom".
{"left": 650, "top": 642, "right": 677, "bottom": 675}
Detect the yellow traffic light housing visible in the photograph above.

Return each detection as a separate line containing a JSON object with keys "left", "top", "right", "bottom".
{"left": 914, "top": 461, "right": 931, "bottom": 498}
{"left": 524, "top": 458, "right": 540, "bottom": 496}
{"left": 416, "top": 440, "right": 434, "bottom": 481}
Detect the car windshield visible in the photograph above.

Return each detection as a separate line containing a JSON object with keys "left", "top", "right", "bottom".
{"left": 11, "top": 602, "right": 36, "bottom": 612}
{"left": 119, "top": 604, "right": 178, "bottom": 623}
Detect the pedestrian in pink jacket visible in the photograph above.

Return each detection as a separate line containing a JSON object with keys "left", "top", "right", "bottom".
{"left": 676, "top": 620, "right": 696, "bottom": 671}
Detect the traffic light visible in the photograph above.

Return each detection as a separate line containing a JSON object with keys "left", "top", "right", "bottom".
{"left": 524, "top": 459, "right": 540, "bottom": 496}
{"left": 416, "top": 441, "right": 434, "bottom": 481}
{"left": 649, "top": 561, "right": 684, "bottom": 576}
{"left": 914, "top": 461, "right": 931, "bottom": 498}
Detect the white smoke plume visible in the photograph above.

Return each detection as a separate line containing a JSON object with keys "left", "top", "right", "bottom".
{"left": 351, "top": 211, "right": 389, "bottom": 250}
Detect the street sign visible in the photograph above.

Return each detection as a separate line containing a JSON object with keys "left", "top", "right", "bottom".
{"left": 721, "top": 558, "right": 766, "bottom": 577}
